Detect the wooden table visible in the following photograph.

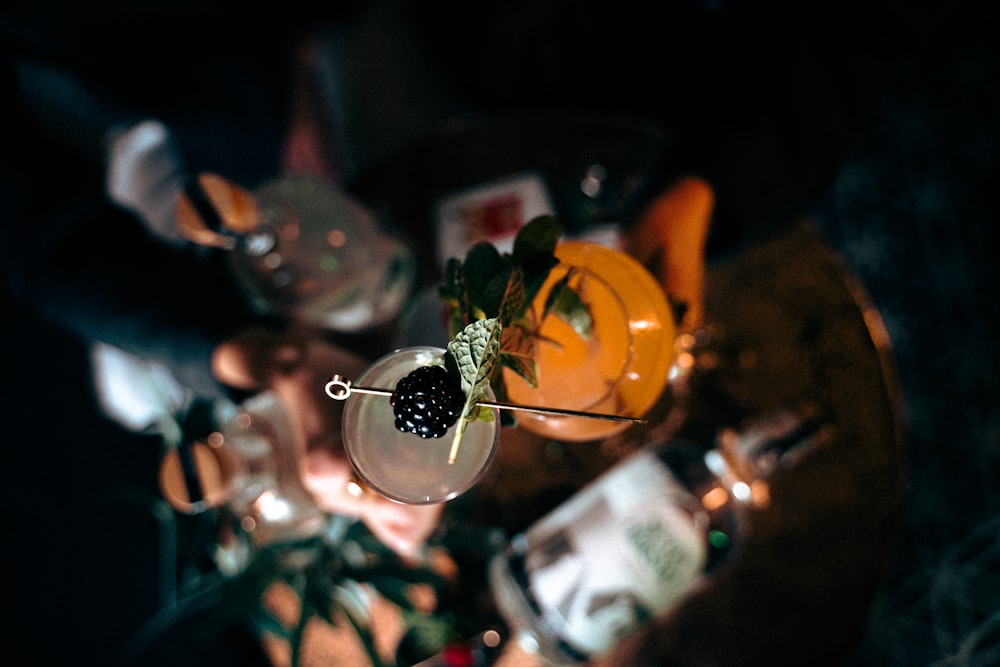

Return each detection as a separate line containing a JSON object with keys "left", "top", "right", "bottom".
{"left": 457, "top": 221, "right": 907, "bottom": 666}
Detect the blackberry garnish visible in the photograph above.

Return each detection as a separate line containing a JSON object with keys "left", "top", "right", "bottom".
{"left": 390, "top": 365, "right": 466, "bottom": 438}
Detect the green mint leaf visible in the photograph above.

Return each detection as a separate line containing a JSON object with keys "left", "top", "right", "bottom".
{"left": 546, "top": 269, "right": 593, "bottom": 339}
{"left": 512, "top": 216, "right": 562, "bottom": 305}
{"left": 498, "top": 266, "right": 527, "bottom": 328}
{"left": 446, "top": 317, "right": 502, "bottom": 463}
{"left": 439, "top": 257, "right": 468, "bottom": 338}
{"left": 462, "top": 243, "right": 509, "bottom": 318}
{"left": 448, "top": 317, "right": 501, "bottom": 403}
{"left": 479, "top": 266, "right": 515, "bottom": 319}
{"left": 511, "top": 215, "right": 563, "bottom": 263}
{"left": 439, "top": 216, "right": 573, "bottom": 425}
{"left": 499, "top": 349, "right": 537, "bottom": 387}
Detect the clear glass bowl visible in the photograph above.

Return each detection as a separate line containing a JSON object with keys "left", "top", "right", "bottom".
{"left": 342, "top": 346, "right": 500, "bottom": 504}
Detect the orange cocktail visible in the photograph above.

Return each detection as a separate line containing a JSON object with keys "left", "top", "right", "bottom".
{"left": 502, "top": 241, "right": 675, "bottom": 441}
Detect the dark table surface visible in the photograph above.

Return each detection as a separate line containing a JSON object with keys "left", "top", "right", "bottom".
{"left": 463, "top": 221, "right": 907, "bottom": 667}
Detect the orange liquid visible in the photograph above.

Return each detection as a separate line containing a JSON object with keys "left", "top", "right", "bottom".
{"left": 503, "top": 242, "right": 675, "bottom": 441}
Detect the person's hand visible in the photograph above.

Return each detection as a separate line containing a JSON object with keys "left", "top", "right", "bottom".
{"left": 212, "top": 326, "right": 444, "bottom": 557}
{"left": 299, "top": 445, "right": 444, "bottom": 558}
{"left": 623, "top": 175, "right": 714, "bottom": 331}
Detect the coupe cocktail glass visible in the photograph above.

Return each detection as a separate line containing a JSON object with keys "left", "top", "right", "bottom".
{"left": 502, "top": 241, "right": 676, "bottom": 441}
{"left": 338, "top": 346, "right": 500, "bottom": 505}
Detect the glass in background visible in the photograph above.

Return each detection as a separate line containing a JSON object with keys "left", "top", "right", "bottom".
{"left": 177, "top": 172, "right": 415, "bottom": 334}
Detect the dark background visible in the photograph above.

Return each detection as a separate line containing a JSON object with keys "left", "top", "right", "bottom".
{"left": 3, "top": 1, "right": 998, "bottom": 665}
{"left": 810, "top": 24, "right": 1000, "bottom": 665}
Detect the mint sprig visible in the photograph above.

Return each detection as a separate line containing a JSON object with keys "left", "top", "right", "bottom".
{"left": 439, "top": 216, "right": 563, "bottom": 337}
{"left": 439, "top": 216, "right": 593, "bottom": 430}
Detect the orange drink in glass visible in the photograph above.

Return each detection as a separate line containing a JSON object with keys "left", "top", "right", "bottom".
{"left": 502, "top": 241, "right": 676, "bottom": 441}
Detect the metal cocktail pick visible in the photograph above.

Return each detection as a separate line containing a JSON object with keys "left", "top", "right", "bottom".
{"left": 324, "top": 374, "right": 646, "bottom": 424}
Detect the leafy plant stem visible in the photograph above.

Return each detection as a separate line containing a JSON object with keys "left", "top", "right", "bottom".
{"left": 447, "top": 417, "right": 468, "bottom": 464}
{"left": 290, "top": 582, "right": 309, "bottom": 667}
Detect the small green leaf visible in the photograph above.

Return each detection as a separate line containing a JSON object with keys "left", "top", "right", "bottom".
{"left": 480, "top": 265, "right": 515, "bottom": 318}
{"left": 498, "top": 266, "right": 527, "bottom": 328}
{"left": 549, "top": 275, "right": 593, "bottom": 339}
{"left": 511, "top": 215, "right": 563, "bottom": 264}
{"left": 397, "top": 610, "right": 459, "bottom": 661}
{"left": 446, "top": 318, "right": 502, "bottom": 463}
{"left": 365, "top": 577, "right": 416, "bottom": 611}
{"left": 252, "top": 607, "right": 291, "bottom": 641}
{"left": 448, "top": 317, "right": 502, "bottom": 400}
{"left": 462, "top": 243, "right": 508, "bottom": 317}
{"left": 512, "top": 216, "right": 562, "bottom": 303}
{"left": 439, "top": 258, "right": 468, "bottom": 337}
{"left": 499, "top": 350, "right": 536, "bottom": 387}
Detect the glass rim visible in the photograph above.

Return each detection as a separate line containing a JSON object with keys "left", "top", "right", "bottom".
{"left": 342, "top": 345, "right": 500, "bottom": 504}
